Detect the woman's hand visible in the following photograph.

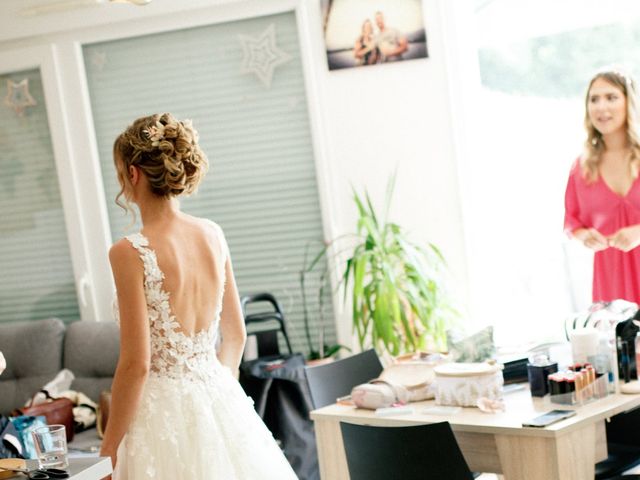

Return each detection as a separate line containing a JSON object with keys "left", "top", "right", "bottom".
{"left": 573, "top": 228, "right": 609, "bottom": 251}
{"left": 608, "top": 225, "right": 640, "bottom": 252}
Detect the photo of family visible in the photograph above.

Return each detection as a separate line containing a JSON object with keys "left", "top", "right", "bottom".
{"left": 321, "top": 0, "right": 428, "bottom": 70}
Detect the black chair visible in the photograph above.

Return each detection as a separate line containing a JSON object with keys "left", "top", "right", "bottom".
{"left": 596, "top": 406, "right": 640, "bottom": 479}
{"left": 304, "top": 349, "right": 383, "bottom": 409}
{"left": 340, "top": 421, "right": 474, "bottom": 480}
{"left": 239, "top": 293, "right": 320, "bottom": 479}
{"left": 241, "top": 292, "right": 293, "bottom": 357}
{"left": 597, "top": 446, "right": 640, "bottom": 479}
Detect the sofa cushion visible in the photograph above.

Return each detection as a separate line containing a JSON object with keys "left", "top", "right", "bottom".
{"left": 0, "top": 318, "right": 65, "bottom": 415}
{"left": 64, "top": 321, "right": 119, "bottom": 403}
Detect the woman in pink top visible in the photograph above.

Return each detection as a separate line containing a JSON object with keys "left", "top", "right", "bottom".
{"left": 565, "top": 68, "right": 640, "bottom": 304}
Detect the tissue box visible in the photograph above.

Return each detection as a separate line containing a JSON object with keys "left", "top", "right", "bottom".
{"left": 434, "top": 362, "right": 503, "bottom": 407}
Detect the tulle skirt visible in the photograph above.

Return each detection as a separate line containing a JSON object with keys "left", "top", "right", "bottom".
{"left": 113, "top": 365, "right": 298, "bottom": 479}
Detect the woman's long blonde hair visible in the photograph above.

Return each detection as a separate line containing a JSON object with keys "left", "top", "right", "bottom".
{"left": 581, "top": 68, "right": 640, "bottom": 182}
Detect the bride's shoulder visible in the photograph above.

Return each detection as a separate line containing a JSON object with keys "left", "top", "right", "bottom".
{"left": 192, "top": 216, "right": 225, "bottom": 237}
{"left": 108, "top": 238, "right": 144, "bottom": 276}
{"left": 191, "top": 217, "right": 228, "bottom": 258}
{"left": 110, "top": 236, "right": 137, "bottom": 256}
{"left": 110, "top": 234, "right": 147, "bottom": 255}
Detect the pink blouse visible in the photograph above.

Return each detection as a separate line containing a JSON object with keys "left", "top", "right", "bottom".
{"left": 565, "top": 160, "right": 640, "bottom": 304}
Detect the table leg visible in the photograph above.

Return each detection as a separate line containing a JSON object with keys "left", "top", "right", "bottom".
{"left": 314, "top": 418, "right": 349, "bottom": 480}
{"left": 495, "top": 424, "right": 596, "bottom": 480}
{"left": 595, "top": 420, "right": 608, "bottom": 462}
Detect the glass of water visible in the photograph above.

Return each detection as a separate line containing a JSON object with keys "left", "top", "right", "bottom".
{"left": 31, "top": 424, "right": 69, "bottom": 469}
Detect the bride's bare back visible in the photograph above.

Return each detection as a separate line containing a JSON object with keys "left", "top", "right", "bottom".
{"left": 141, "top": 215, "right": 226, "bottom": 337}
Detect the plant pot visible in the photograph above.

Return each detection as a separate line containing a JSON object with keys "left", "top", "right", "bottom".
{"left": 395, "top": 351, "right": 444, "bottom": 362}
{"left": 305, "top": 357, "right": 335, "bottom": 367}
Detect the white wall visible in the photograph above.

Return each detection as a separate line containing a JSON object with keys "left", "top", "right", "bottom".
{"left": 319, "top": 1, "right": 470, "bottom": 342}
{"left": 0, "top": 0, "right": 472, "bottom": 347}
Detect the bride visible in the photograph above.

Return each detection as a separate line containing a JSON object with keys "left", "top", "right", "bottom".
{"left": 99, "top": 113, "right": 298, "bottom": 479}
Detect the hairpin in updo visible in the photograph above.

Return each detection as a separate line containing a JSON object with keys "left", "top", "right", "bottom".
{"left": 143, "top": 121, "right": 166, "bottom": 147}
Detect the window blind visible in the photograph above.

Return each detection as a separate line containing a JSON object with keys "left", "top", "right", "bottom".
{"left": 0, "top": 68, "right": 80, "bottom": 324}
{"left": 83, "top": 12, "right": 336, "bottom": 354}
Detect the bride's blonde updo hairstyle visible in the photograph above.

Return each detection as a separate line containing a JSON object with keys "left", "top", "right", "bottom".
{"left": 113, "top": 113, "right": 208, "bottom": 212}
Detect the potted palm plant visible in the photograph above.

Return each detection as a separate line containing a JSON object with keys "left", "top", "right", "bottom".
{"left": 340, "top": 179, "right": 455, "bottom": 356}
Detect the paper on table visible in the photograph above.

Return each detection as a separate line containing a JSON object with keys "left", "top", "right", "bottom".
{"left": 421, "top": 406, "right": 462, "bottom": 415}
{"left": 375, "top": 406, "right": 414, "bottom": 417}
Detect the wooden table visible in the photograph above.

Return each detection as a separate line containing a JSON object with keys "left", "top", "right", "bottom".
{"left": 3, "top": 457, "right": 112, "bottom": 480}
{"left": 310, "top": 387, "right": 640, "bottom": 480}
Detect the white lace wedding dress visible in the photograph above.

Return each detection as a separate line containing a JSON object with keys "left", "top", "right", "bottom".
{"left": 112, "top": 231, "right": 298, "bottom": 480}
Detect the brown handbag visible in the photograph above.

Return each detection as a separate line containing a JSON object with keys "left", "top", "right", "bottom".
{"left": 13, "top": 391, "right": 75, "bottom": 442}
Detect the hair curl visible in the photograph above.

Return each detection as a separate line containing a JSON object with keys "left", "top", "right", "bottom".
{"left": 113, "top": 113, "right": 209, "bottom": 214}
{"left": 581, "top": 68, "right": 640, "bottom": 182}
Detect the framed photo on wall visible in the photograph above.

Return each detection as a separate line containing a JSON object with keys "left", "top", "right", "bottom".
{"left": 320, "top": 0, "right": 428, "bottom": 70}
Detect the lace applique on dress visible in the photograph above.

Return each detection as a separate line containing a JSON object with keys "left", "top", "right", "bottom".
{"left": 121, "top": 232, "right": 225, "bottom": 382}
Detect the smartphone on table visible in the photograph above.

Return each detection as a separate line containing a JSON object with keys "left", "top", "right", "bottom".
{"left": 522, "top": 409, "right": 577, "bottom": 428}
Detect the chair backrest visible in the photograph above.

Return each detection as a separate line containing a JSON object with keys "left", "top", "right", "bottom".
{"left": 340, "top": 421, "right": 474, "bottom": 480}
{"left": 241, "top": 293, "right": 293, "bottom": 357}
{"left": 304, "top": 349, "right": 383, "bottom": 409}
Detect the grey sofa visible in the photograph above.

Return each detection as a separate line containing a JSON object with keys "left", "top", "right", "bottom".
{"left": 0, "top": 317, "right": 119, "bottom": 448}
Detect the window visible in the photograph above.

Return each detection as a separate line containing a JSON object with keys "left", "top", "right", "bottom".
{"left": 0, "top": 68, "right": 80, "bottom": 324}
{"left": 83, "top": 12, "right": 335, "bottom": 353}
{"left": 468, "top": 0, "right": 640, "bottom": 345}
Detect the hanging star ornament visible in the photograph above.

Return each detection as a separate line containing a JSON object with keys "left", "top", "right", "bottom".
{"left": 238, "top": 23, "right": 292, "bottom": 88}
{"left": 4, "top": 79, "right": 37, "bottom": 116}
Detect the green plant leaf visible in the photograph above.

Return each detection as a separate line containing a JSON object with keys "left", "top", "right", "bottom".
{"left": 306, "top": 245, "right": 328, "bottom": 273}
{"left": 364, "top": 191, "right": 378, "bottom": 229}
{"left": 342, "top": 257, "right": 353, "bottom": 304}
{"left": 383, "top": 170, "right": 397, "bottom": 223}
{"left": 353, "top": 189, "right": 368, "bottom": 220}
{"left": 353, "top": 256, "right": 365, "bottom": 301}
{"left": 325, "top": 344, "right": 350, "bottom": 358}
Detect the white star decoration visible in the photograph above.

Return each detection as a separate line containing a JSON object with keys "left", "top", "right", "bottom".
{"left": 4, "top": 79, "right": 37, "bottom": 116}
{"left": 238, "top": 24, "right": 292, "bottom": 88}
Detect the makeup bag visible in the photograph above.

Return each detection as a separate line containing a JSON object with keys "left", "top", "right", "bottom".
{"left": 351, "top": 354, "right": 443, "bottom": 409}
{"left": 351, "top": 380, "right": 409, "bottom": 409}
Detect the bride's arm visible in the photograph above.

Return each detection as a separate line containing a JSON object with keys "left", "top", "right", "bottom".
{"left": 100, "top": 240, "right": 151, "bottom": 469}
{"left": 218, "top": 253, "right": 247, "bottom": 376}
